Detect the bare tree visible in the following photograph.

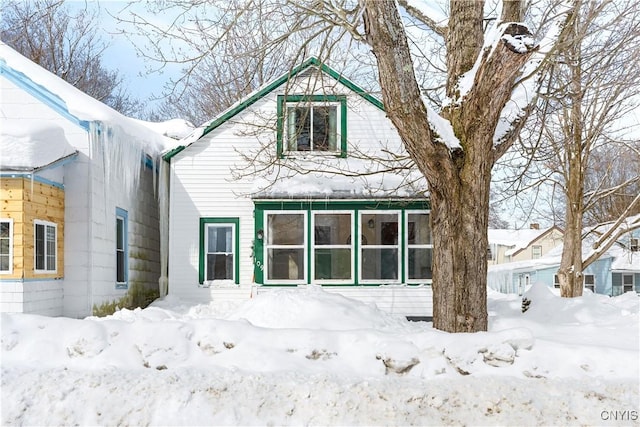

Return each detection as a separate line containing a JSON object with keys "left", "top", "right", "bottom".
{"left": 0, "top": 0, "right": 141, "bottom": 116}
{"left": 496, "top": 0, "right": 640, "bottom": 297}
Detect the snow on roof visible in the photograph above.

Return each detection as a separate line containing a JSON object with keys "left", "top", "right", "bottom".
{"left": 252, "top": 162, "right": 427, "bottom": 199}
{"left": 0, "top": 120, "right": 76, "bottom": 170}
{"left": 0, "top": 42, "right": 172, "bottom": 154}
{"left": 488, "top": 227, "right": 551, "bottom": 249}
{"left": 133, "top": 118, "right": 196, "bottom": 141}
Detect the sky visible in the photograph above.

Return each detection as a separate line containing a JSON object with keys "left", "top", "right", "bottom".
{"left": 2, "top": 283, "right": 639, "bottom": 425}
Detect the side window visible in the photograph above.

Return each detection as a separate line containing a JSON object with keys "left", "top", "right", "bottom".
{"left": 0, "top": 219, "right": 12, "bottom": 274}
{"left": 583, "top": 274, "right": 595, "bottom": 292}
{"left": 34, "top": 220, "right": 57, "bottom": 273}
{"left": 116, "top": 208, "right": 128, "bottom": 288}
{"left": 205, "top": 224, "right": 235, "bottom": 282}
{"left": 622, "top": 274, "right": 634, "bottom": 293}
{"left": 199, "top": 218, "right": 240, "bottom": 285}
{"left": 532, "top": 245, "right": 542, "bottom": 259}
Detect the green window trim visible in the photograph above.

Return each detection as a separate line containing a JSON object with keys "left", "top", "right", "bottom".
{"left": 277, "top": 95, "right": 347, "bottom": 158}
{"left": 253, "top": 200, "right": 431, "bottom": 287}
{"left": 199, "top": 217, "right": 240, "bottom": 285}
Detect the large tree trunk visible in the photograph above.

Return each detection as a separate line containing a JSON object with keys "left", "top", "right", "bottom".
{"left": 362, "top": 0, "right": 535, "bottom": 332}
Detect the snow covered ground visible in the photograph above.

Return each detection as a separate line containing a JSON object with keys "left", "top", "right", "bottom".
{"left": 2, "top": 284, "right": 638, "bottom": 426}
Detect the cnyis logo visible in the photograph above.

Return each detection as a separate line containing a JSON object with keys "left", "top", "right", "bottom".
{"left": 600, "top": 410, "right": 639, "bottom": 421}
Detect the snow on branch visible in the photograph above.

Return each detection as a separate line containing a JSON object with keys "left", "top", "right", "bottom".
{"left": 423, "top": 100, "right": 462, "bottom": 150}
{"left": 583, "top": 197, "right": 640, "bottom": 268}
{"left": 399, "top": 0, "right": 448, "bottom": 37}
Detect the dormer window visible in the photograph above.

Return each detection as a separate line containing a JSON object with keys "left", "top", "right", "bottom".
{"left": 277, "top": 95, "right": 347, "bottom": 158}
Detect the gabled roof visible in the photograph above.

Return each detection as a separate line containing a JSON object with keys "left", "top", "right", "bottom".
{"left": 488, "top": 225, "right": 563, "bottom": 256}
{"left": 163, "top": 57, "right": 385, "bottom": 161}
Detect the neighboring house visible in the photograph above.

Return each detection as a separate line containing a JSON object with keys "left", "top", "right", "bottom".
{"left": 488, "top": 223, "right": 639, "bottom": 296}
{"left": 487, "top": 224, "right": 564, "bottom": 265}
{"left": 0, "top": 42, "right": 175, "bottom": 317}
{"left": 162, "top": 57, "right": 434, "bottom": 317}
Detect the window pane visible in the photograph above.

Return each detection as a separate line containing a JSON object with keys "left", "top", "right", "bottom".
{"left": 314, "top": 214, "right": 351, "bottom": 245}
{"left": 312, "top": 106, "right": 337, "bottom": 151}
{"left": 35, "top": 224, "right": 44, "bottom": 270}
{"left": 208, "top": 226, "right": 232, "bottom": 253}
{"left": 407, "top": 214, "right": 431, "bottom": 244}
{"left": 584, "top": 275, "right": 594, "bottom": 285}
{"left": 116, "top": 218, "right": 124, "bottom": 250}
{"left": 362, "top": 248, "right": 398, "bottom": 280}
{"left": 116, "top": 251, "right": 125, "bottom": 282}
{"left": 315, "top": 248, "right": 351, "bottom": 280}
{"left": 268, "top": 214, "right": 304, "bottom": 245}
{"left": 623, "top": 275, "right": 633, "bottom": 285}
{"left": 0, "top": 255, "right": 8, "bottom": 271}
{"left": 268, "top": 248, "right": 304, "bottom": 280}
{"left": 0, "top": 239, "right": 9, "bottom": 255}
{"left": 408, "top": 247, "right": 433, "bottom": 280}
{"left": 207, "top": 254, "right": 233, "bottom": 280}
{"left": 288, "top": 107, "right": 310, "bottom": 151}
{"left": 0, "top": 222, "right": 9, "bottom": 238}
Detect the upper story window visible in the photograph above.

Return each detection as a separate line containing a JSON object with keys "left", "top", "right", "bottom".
{"left": 277, "top": 95, "right": 347, "bottom": 158}
{"left": 0, "top": 219, "right": 12, "bottom": 274}
{"left": 532, "top": 245, "right": 542, "bottom": 259}
{"left": 34, "top": 220, "right": 56, "bottom": 273}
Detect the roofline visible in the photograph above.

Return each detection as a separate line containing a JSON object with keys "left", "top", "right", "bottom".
{"left": 0, "top": 59, "right": 90, "bottom": 131}
{"left": 508, "top": 225, "right": 564, "bottom": 258}
{"left": 0, "top": 150, "right": 79, "bottom": 174}
{"left": 162, "top": 57, "right": 385, "bottom": 161}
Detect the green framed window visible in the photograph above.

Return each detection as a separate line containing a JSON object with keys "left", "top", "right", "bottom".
{"left": 199, "top": 218, "right": 240, "bottom": 285}
{"left": 360, "top": 211, "right": 400, "bottom": 283}
{"left": 0, "top": 218, "right": 13, "bottom": 274}
{"left": 277, "top": 95, "right": 347, "bottom": 158}
{"left": 34, "top": 220, "right": 57, "bottom": 273}
{"left": 264, "top": 211, "right": 307, "bottom": 284}
{"left": 116, "top": 208, "right": 128, "bottom": 288}
{"left": 312, "top": 212, "right": 354, "bottom": 283}
{"left": 253, "top": 200, "right": 432, "bottom": 287}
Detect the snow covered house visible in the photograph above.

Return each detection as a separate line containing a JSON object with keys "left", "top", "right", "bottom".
{"left": 162, "top": 58, "right": 435, "bottom": 317}
{"left": 487, "top": 224, "right": 639, "bottom": 296}
{"left": 0, "top": 42, "right": 173, "bottom": 317}
{"left": 487, "top": 225, "right": 563, "bottom": 265}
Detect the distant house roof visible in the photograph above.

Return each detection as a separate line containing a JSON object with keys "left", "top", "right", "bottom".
{"left": 488, "top": 225, "right": 563, "bottom": 257}
{"left": 0, "top": 42, "right": 172, "bottom": 155}
{"left": 162, "top": 57, "right": 385, "bottom": 161}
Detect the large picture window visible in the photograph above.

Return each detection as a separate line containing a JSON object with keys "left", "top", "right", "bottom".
{"left": 0, "top": 219, "right": 12, "bottom": 274}
{"left": 116, "top": 208, "right": 128, "bottom": 288}
{"left": 312, "top": 212, "right": 353, "bottom": 283}
{"left": 407, "top": 212, "right": 432, "bottom": 282}
{"left": 34, "top": 220, "right": 56, "bottom": 273}
{"left": 360, "top": 212, "right": 400, "bottom": 283}
{"left": 266, "top": 212, "right": 306, "bottom": 283}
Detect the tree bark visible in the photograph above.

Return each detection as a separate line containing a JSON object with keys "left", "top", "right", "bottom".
{"left": 557, "top": 4, "right": 585, "bottom": 297}
{"left": 362, "top": 0, "right": 536, "bottom": 332}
